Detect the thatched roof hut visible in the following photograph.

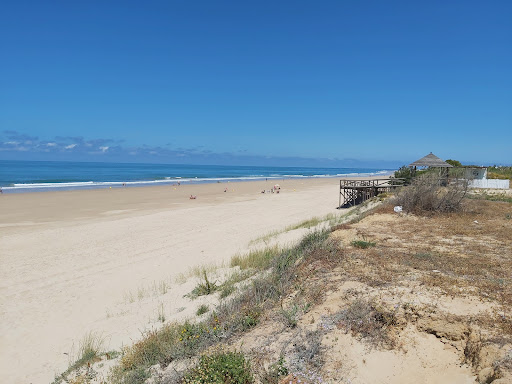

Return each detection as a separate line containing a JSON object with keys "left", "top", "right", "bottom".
{"left": 409, "top": 152, "right": 453, "bottom": 168}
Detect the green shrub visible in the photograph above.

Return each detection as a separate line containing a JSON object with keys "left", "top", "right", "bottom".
{"left": 280, "top": 304, "right": 299, "bottom": 328}
{"left": 260, "top": 356, "right": 288, "bottom": 383}
{"left": 196, "top": 305, "right": 209, "bottom": 316}
{"left": 351, "top": 240, "right": 376, "bottom": 249}
{"left": 445, "top": 159, "right": 462, "bottom": 167}
{"left": 270, "top": 356, "right": 288, "bottom": 377}
{"left": 220, "top": 284, "right": 235, "bottom": 299}
{"left": 191, "top": 269, "right": 217, "bottom": 297}
{"left": 183, "top": 350, "right": 254, "bottom": 384}
{"left": 394, "top": 165, "right": 414, "bottom": 185}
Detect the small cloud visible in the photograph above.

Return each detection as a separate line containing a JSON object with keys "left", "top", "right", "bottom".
{"left": 99, "top": 146, "right": 109, "bottom": 153}
{"left": 46, "top": 142, "right": 57, "bottom": 147}
{"left": 3, "top": 131, "right": 39, "bottom": 142}
{"left": 65, "top": 144, "right": 77, "bottom": 149}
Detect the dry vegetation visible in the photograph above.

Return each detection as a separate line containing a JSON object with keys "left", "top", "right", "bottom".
{"left": 487, "top": 166, "right": 512, "bottom": 181}
{"left": 58, "top": 182, "right": 512, "bottom": 384}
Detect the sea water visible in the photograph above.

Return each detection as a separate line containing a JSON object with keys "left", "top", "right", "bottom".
{"left": 0, "top": 160, "right": 394, "bottom": 193}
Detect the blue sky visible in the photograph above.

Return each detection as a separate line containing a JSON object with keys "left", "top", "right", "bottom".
{"left": 1, "top": 0, "right": 511, "bottom": 167}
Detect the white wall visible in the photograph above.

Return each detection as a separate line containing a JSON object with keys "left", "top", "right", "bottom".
{"left": 470, "top": 179, "right": 510, "bottom": 189}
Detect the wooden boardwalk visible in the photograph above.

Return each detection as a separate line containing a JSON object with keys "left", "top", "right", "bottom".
{"left": 339, "top": 178, "right": 405, "bottom": 208}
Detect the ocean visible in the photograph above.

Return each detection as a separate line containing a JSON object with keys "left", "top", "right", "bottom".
{"left": 0, "top": 160, "right": 394, "bottom": 193}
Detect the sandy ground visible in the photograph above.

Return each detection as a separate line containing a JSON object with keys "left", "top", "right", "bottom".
{"left": 0, "top": 177, "right": 353, "bottom": 384}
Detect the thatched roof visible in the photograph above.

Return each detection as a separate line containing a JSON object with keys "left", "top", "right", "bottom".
{"left": 409, "top": 152, "right": 453, "bottom": 168}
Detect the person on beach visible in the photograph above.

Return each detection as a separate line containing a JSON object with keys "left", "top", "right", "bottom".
{"left": 190, "top": 194, "right": 196, "bottom": 199}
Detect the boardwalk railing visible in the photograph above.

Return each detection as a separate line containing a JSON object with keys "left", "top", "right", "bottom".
{"left": 339, "top": 178, "right": 405, "bottom": 208}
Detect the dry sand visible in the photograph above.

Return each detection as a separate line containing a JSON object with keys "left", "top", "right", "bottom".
{"left": 0, "top": 177, "right": 350, "bottom": 384}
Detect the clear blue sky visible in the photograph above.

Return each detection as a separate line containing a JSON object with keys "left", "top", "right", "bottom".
{"left": 1, "top": 0, "right": 511, "bottom": 167}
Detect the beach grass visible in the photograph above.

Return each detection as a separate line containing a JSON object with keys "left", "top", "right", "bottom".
{"left": 109, "top": 228, "right": 334, "bottom": 383}
{"left": 248, "top": 208, "right": 374, "bottom": 246}
{"left": 52, "top": 332, "right": 105, "bottom": 384}
{"left": 175, "top": 263, "right": 221, "bottom": 284}
{"left": 230, "top": 246, "right": 281, "bottom": 270}
{"left": 196, "top": 304, "right": 209, "bottom": 316}
{"left": 123, "top": 278, "right": 172, "bottom": 303}
{"left": 157, "top": 303, "right": 166, "bottom": 323}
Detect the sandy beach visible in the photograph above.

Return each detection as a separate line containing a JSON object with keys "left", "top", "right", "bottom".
{"left": 0, "top": 177, "right": 353, "bottom": 384}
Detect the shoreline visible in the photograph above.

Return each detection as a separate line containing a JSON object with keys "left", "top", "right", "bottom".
{"left": 0, "top": 171, "right": 394, "bottom": 194}
{"left": 0, "top": 176, "right": 387, "bottom": 383}
{"left": 0, "top": 176, "right": 391, "bottom": 227}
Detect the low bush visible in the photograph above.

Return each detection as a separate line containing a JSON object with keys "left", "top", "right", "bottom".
{"left": 219, "top": 284, "right": 235, "bottom": 299}
{"left": 191, "top": 269, "right": 217, "bottom": 297}
{"left": 183, "top": 349, "right": 254, "bottom": 384}
{"left": 332, "top": 299, "right": 398, "bottom": 348}
{"left": 111, "top": 320, "right": 222, "bottom": 382}
{"left": 196, "top": 304, "right": 209, "bottom": 316}
{"left": 280, "top": 304, "right": 299, "bottom": 328}
{"left": 259, "top": 356, "right": 289, "bottom": 384}
{"left": 351, "top": 240, "right": 376, "bottom": 249}
{"left": 393, "top": 173, "right": 468, "bottom": 213}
